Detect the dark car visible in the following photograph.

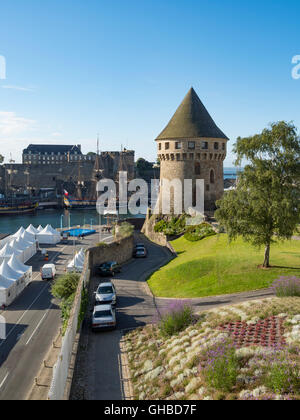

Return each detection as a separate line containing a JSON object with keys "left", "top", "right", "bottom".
{"left": 95, "top": 261, "right": 121, "bottom": 277}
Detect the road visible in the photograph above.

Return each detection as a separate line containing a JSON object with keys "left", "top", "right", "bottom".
{"left": 0, "top": 230, "right": 113, "bottom": 400}
{"left": 70, "top": 235, "right": 173, "bottom": 400}
{"left": 71, "top": 234, "right": 275, "bottom": 400}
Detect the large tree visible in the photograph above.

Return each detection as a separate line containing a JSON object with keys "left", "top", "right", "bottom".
{"left": 215, "top": 121, "right": 300, "bottom": 268}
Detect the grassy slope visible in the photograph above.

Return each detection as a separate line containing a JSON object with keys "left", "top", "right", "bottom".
{"left": 148, "top": 234, "right": 300, "bottom": 298}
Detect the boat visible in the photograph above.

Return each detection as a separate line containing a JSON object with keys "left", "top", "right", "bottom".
{"left": 64, "top": 195, "right": 97, "bottom": 209}
{"left": 0, "top": 201, "right": 38, "bottom": 216}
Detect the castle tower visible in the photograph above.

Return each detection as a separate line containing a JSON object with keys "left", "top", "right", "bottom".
{"left": 156, "top": 87, "right": 228, "bottom": 213}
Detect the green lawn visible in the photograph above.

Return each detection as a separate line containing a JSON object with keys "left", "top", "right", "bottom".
{"left": 148, "top": 234, "right": 300, "bottom": 298}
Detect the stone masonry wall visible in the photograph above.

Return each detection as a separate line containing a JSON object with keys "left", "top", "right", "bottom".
{"left": 88, "top": 235, "right": 134, "bottom": 270}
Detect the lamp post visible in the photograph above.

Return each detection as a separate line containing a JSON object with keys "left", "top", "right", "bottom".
{"left": 90, "top": 218, "right": 94, "bottom": 229}
{"left": 60, "top": 214, "right": 64, "bottom": 230}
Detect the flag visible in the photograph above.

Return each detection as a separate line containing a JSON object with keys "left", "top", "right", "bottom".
{"left": 64, "top": 190, "right": 69, "bottom": 196}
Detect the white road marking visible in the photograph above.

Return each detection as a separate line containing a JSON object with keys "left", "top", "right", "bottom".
{"left": 0, "top": 282, "right": 49, "bottom": 348}
{"left": 0, "top": 373, "right": 9, "bottom": 389}
{"left": 26, "top": 303, "right": 52, "bottom": 346}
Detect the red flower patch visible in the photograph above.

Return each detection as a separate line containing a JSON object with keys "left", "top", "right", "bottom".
{"left": 218, "top": 316, "right": 286, "bottom": 348}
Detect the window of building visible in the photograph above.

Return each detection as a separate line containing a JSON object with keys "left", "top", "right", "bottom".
{"left": 214, "top": 142, "right": 219, "bottom": 150}
{"left": 206, "top": 184, "right": 210, "bottom": 192}
{"left": 210, "top": 169, "right": 215, "bottom": 184}
{"left": 183, "top": 153, "right": 187, "bottom": 160}
{"left": 189, "top": 153, "right": 194, "bottom": 160}
{"left": 222, "top": 143, "right": 225, "bottom": 151}
{"left": 159, "top": 143, "right": 162, "bottom": 150}
{"left": 188, "top": 141, "right": 195, "bottom": 150}
{"left": 195, "top": 162, "right": 201, "bottom": 175}
{"left": 165, "top": 142, "right": 170, "bottom": 150}
{"left": 201, "top": 141, "right": 208, "bottom": 150}
{"left": 175, "top": 142, "right": 182, "bottom": 150}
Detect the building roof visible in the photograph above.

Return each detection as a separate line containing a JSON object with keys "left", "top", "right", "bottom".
{"left": 156, "top": 87, "right": 228, "bottom": 141}
{"left": 23, "top": 144, "right": 82, "bottom": 155}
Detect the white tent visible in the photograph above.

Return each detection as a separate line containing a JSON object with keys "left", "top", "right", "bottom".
{"left": 0, "top": 275, "right": 16, "bottom": 307}
{"left": 22, "top": 230, "right": 36, "bottom": 244}
{"left": 67, "top": 252, "right": 84, "bottom": 273}
{"left": 0, "top": 243, "right": 23, "bottom": 264}
{"left": 0, "top": 260, "right": 26, "bottom": 306}
{"left": 26, "top": 224, "right": 39, "bottom": 235}
{"left": 37, "top": 225, "right": 44, "bottom": 232}
{"left": 21, "top": 232, "right": 37, "bottom": 260}
{"left": 37, "top": 225, "right": 61, "bottom": 245}
{"left": 8, "top": 255, "right": 32, "bottom": 286}
{"left": 9, "top": 239, "right": 26, "bottom": 263}
{"left": 15, "top": 237, "right": 33, "bottom": 263}
{"left": 11, "top": 226, "right": 26, "bottom": 239}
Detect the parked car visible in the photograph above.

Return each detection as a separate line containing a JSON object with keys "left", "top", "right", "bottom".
{"left": 41, "top": 263, "right": 56, "bottom": 281}
{"left": 91, "top": 304, "right": 116, "bottom": 331}
{"left": 94, "top": 282, "right": 117, "bottom": 306}
{"left": 95, "top": 261, "right": 121, "bottom": 277}
{"left": 134, "top": 247, "right": 147, "bottom": 258}
{"left": 133, "top": 243, "right": 147, "bottom": 258}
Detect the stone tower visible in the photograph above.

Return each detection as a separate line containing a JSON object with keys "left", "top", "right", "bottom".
{"left": 156, "top": 87, "right": 228, "bottom": 212}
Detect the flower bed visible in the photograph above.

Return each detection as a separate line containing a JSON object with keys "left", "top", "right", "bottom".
{"left": 124, "top": 297, "right": 300, "bottom": 400}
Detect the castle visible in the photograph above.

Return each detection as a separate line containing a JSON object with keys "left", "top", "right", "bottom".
{"left": 156, "top": 87, "right": 228, "bottom": 212}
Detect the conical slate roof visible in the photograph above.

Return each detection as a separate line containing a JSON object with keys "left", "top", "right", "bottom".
{"left": 156, "top": 88, "right": 228, "bottom": 140}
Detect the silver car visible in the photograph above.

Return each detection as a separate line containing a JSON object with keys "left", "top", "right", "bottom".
{"left": 94, "top": 282, "right": 117, "bottom": 306}
{"left": 92, "top": 304, "right": 116, "bottom": 331}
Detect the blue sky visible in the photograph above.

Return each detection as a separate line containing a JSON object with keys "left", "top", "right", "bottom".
{"left": 0, "top": 0, "right": 299, "bottom": 165}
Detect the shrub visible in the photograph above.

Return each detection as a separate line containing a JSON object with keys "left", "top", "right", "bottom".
{"left": 158, "top": 300, "right": 194, "bottom": 337}
{"left": 154, "top": 215, "right": 187, "bottom": 236}
{"left": 51, "top": 272, "right": 80, "bottom": 301}
{"left": 184, "top": 223, "right": 216, "bottom": 242}
{"left": 200, "top": 339, "right": 239, "bottom": 392}
{"left": 115, "top": 222, "right": 134, "bottom": 239}
{"left": 51, "top": 273, "right": 81, "bottom": 333}
{"left": 265, "top": 355, "right": 300, "bottom": 394}
{"left": 96, "top": 242, "right": 108, "bottom": 247}
{"left": 271, "top": 276, "right": 300, "bottom": 297}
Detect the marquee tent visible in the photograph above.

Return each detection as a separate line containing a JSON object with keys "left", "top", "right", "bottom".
{"left": 0, "top": 260, "right": 26, "bottom": 306}
{"left": 67, "top": 252, "right": 84, "bottom": 273}
{"left": 8, "top": 255, "right": 32, "bottom": 286}
{"left": 9, "top": 239, "right": 26, "bottom": 263}
{"left": 0, "top": 243, "right": 23, "bottom": 264}
{"left": 0, "top": 275, "right": 16, "bottom": 307}
{"left": 15, "top": 237, "right": 34, "bottom": 262}
{"left": 37, "top": 225, "right": 44, "bottom": 232}
{"left": 37, "top": 225, "right": 61, "bottom": 245}
{"left": 11, "top": 227, "right": 26, "bottom": 239}
{"left": 26, "top": 224, "right": 39, "bottom": 236}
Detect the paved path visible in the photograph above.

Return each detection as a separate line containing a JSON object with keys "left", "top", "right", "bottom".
{"left": 0, "top": 230, "right": 113, "bottom": 400}
{"left": 71, "top": 234, "right": 277, "bottom": 400}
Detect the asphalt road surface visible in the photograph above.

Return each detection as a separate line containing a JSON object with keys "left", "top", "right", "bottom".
{"left": 71, "top": 235, "right": 173, "bottom": 400}
{"left": 0, "top": 230, "right": 113, "bottom": 400}
{"left": 71, "top": 235, "right": 275, "bottom": 401}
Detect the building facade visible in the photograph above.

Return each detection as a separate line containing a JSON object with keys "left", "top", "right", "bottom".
{"left": 22, "top": 144, "right": 84, "bottom": 164}
{"left": 156, "top": 88, "right": 228, "bottom": 212}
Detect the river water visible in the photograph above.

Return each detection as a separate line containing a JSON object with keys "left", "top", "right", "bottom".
{"left": 0, "top": 208, "right": 144, "bottom": 235}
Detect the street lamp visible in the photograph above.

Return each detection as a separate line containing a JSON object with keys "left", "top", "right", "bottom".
{"left": 90, "top": 218, "right": 94, "bottom": 229}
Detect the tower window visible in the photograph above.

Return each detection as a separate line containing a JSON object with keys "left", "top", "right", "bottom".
{"left": 214, "top": 142, "right": 219, "bottom": 150}
{"left": 195, "top": 162, "right": 201, "bottom": 175}
{"left": 189, "top": 153, "right": 194, "bottom": 160}
{"left": 159, "top": 143, "right": 162, "bottom": 150}
{"left": 165, "top": 142, "right": 170, "bottom": 150}
{"left": 222, "top": 143, "right": 225, "bottom": 151}
{"left": 201, "top": 141, "right": 208, "bottom": 150}
{"left": 210, "top": 169, "right": 215, "bottom": 184}
{"left": 175, "top": 142, "right": 182, "bottom": 150}
{"left": 188, "top": 141, "right": 195, "bottom": 150}
{"left": 206, "top": 185, "right": 210, "bottom": 192}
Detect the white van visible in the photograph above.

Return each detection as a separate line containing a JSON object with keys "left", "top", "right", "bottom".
{"left": 41, "top": 264, "right": 56, "bottom": 281}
